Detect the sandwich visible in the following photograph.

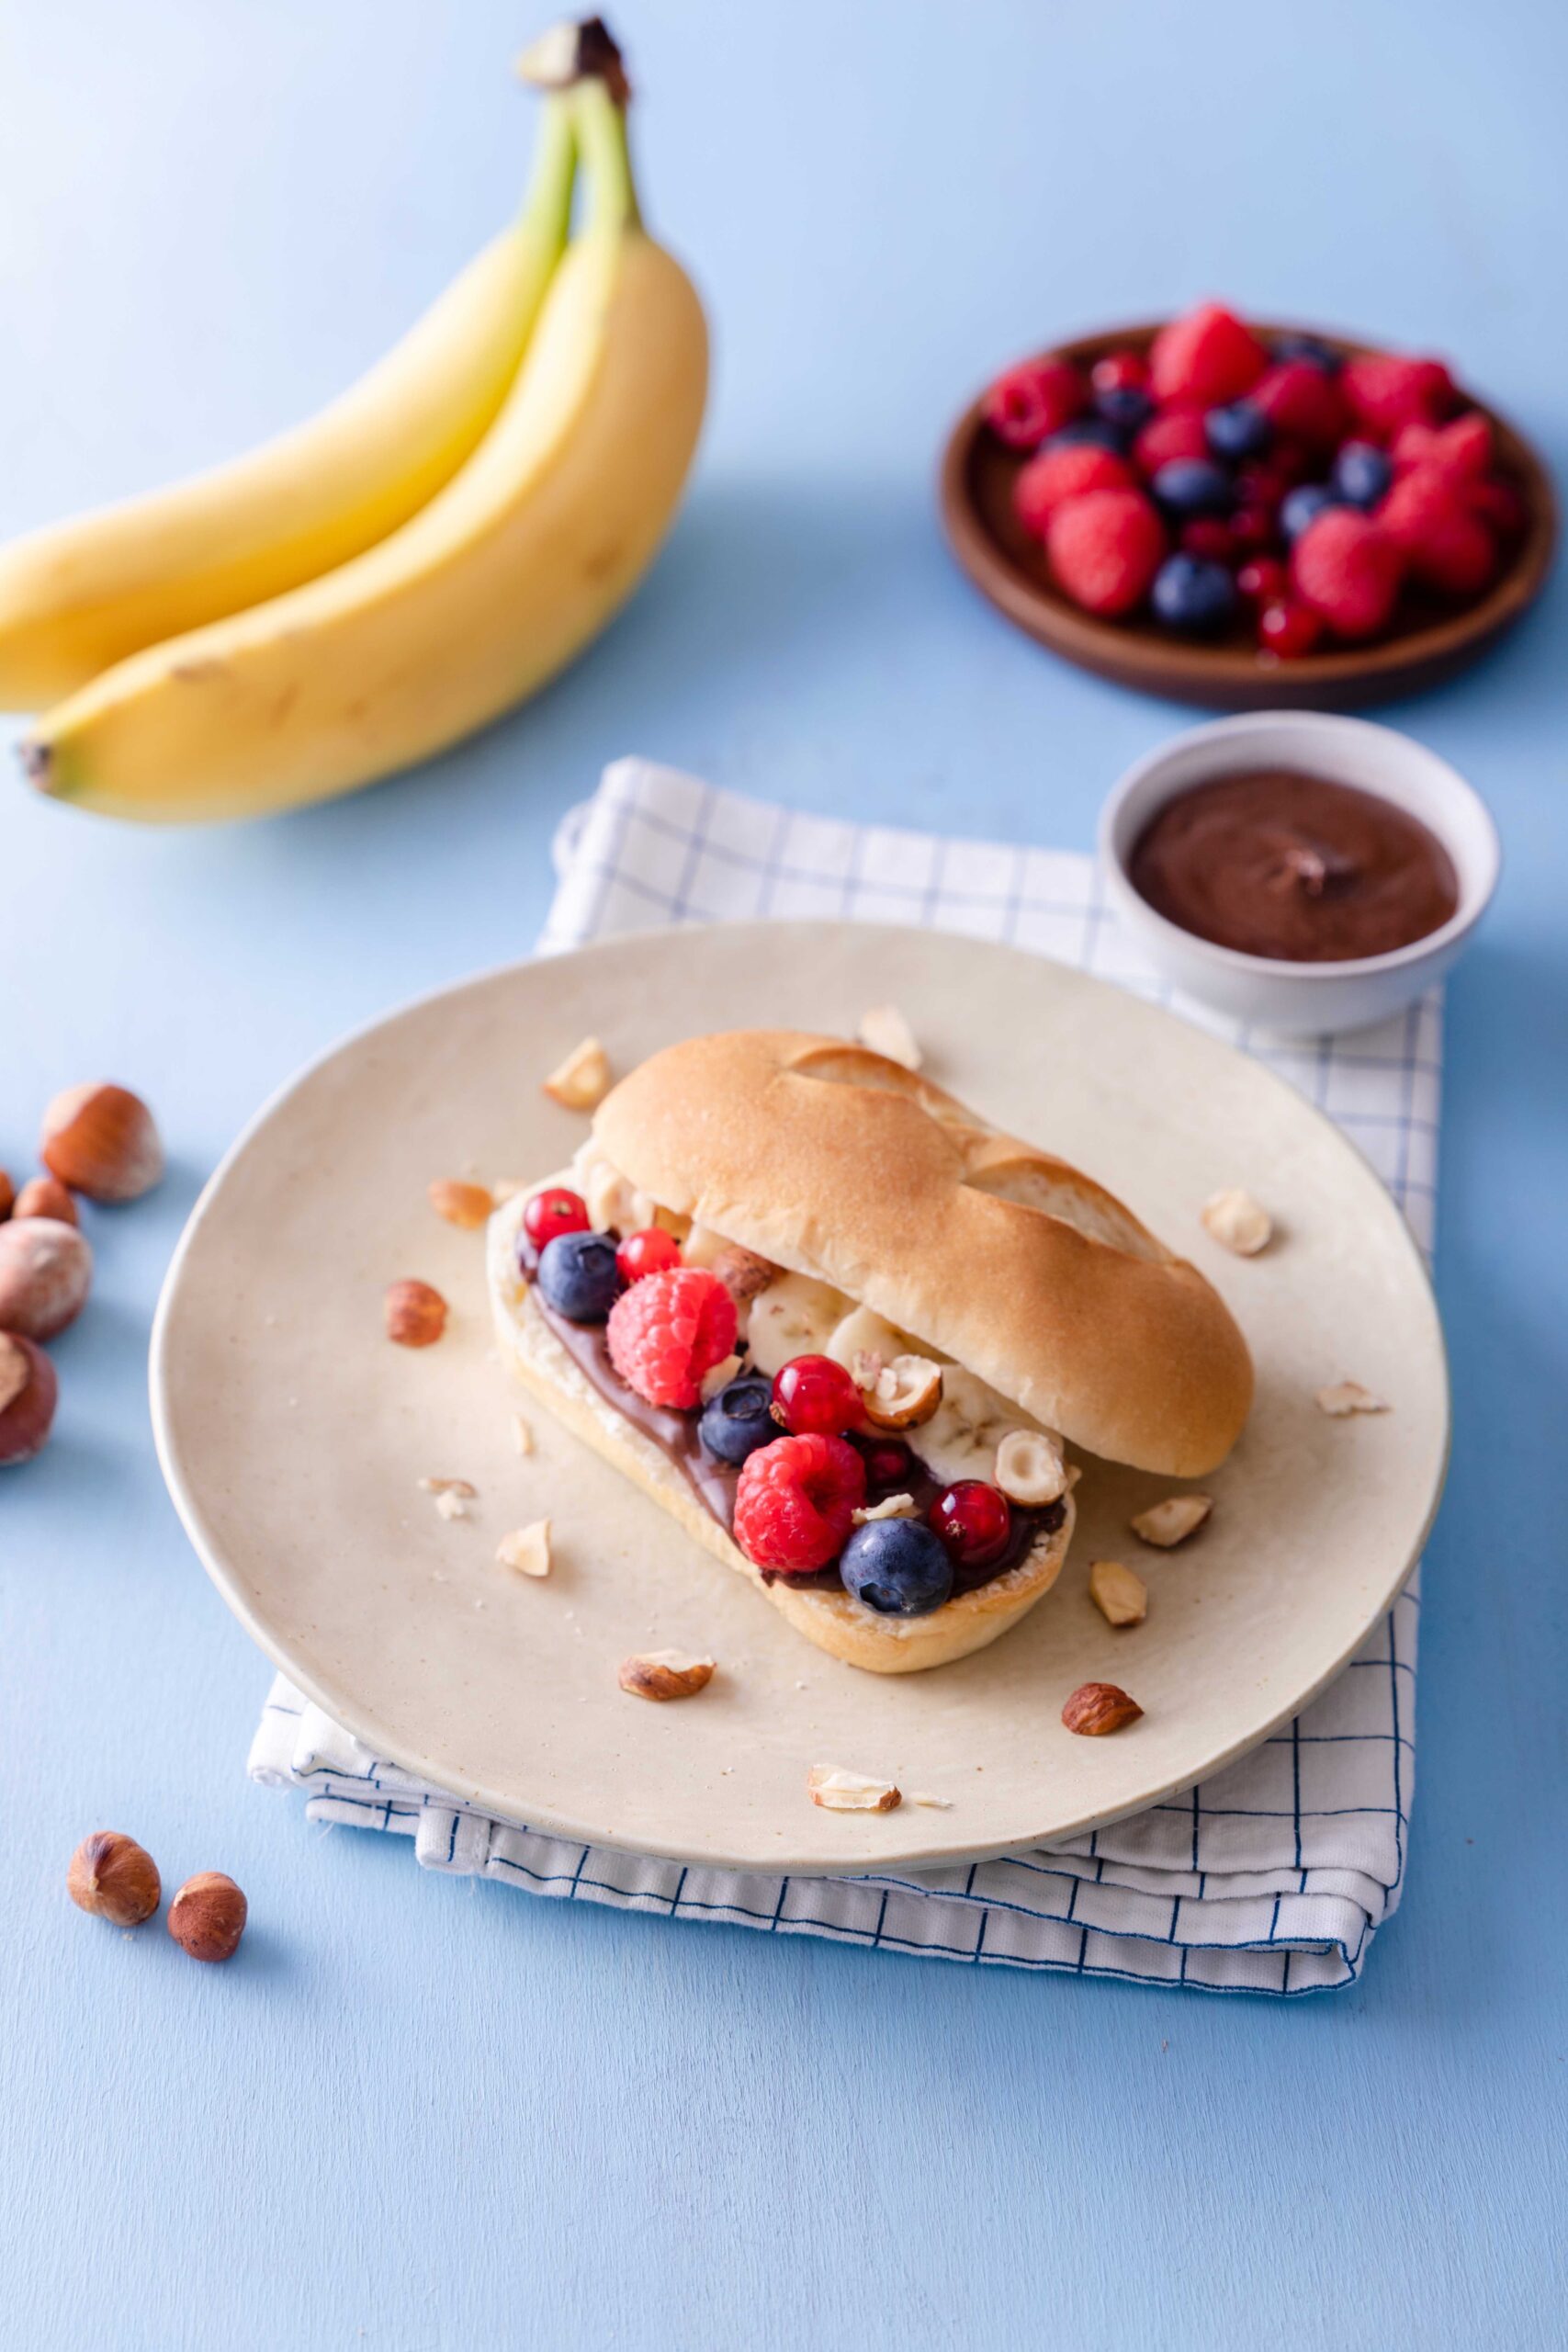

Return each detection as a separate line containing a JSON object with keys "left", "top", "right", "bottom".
{"left": 488, "top": 1030, "right": 1253, "bottom": 1673}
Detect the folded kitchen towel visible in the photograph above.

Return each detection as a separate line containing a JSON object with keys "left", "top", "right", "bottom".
{"left": 252, "top": 758, "right": 1438, "bottom": 1995}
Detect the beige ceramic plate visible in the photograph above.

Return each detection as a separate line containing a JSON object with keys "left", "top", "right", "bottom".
{"left": 152, "top": 923, "right": 1449, "bottom": 1872}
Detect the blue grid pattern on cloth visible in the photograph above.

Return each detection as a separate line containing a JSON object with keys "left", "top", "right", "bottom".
{"left": 250, "top": 759, "right": 1438, "bottom": 1996}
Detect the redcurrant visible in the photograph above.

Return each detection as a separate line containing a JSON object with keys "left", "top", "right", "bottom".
{"left": 1180, "top": 517, "right": 1235, "bottom": 564}
{"left": 1090, "top": 349, "right": 1147, "bottom": 396}
{"left": 523, "top": 1187, "right": 590, "bottom": 1250}
{"left": 860, "top": 1435, "right": 914, "bottom": 1490}
{"left": 929, "top": 1481, "right": 1013, "bottom": 1571}
{"left": 615, "top": 1227, "right": 682, "bottom": 1285}
{"left": 771, "top": 1354, "right": 863, "bottom": 1438}
{"left": 1258, "top": 599, "right": 1323, "bottom": 659}
{"left": 1236, "top": 557, "right": 1289, "bottom": 608}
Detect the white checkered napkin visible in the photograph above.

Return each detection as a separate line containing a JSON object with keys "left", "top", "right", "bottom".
{"left": 252, "top": 759, "right": 1435, "bottom": 1996}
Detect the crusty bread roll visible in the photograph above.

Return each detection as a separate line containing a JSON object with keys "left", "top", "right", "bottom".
{"left": 487, "top": 1188, "right": 1075, "bottom": 1675}
{"left": 594, "top": 1031, "right": 1253, "bottom": 1477}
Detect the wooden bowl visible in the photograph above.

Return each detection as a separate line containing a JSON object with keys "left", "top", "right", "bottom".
{"left": 940, "top": 320, "right": 1557, "bottom": 709}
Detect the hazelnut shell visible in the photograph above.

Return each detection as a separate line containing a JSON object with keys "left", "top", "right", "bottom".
{"left": 0, "top": 1332, "right": 58, "bottom": 1464}
{"left": 13, "top": 1174, "right": 78, "bottom": 1227}
{"left": 0, "top": 1216, "right": 93, "bottom": 1340}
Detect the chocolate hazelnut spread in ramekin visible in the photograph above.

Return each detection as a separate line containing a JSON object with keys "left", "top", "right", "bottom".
{"left": 1129, "top": 771, "right": 1460, "bottom": 963}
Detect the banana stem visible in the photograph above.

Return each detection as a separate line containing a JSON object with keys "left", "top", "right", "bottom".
{"left": 571, "top": 74, "right": 640, "bottom": 234}
{"left": 519, "top": 92, "right": 577, "bottom": 240}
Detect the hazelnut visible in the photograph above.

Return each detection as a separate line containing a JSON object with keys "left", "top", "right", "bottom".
{"left": 807, "top": 1766, "right": 901, "bottom": 1813}
{"left": 40, "top": 1082, "right": 164, "bottom": 1204}
{"left": 0, "top": 1168, "right": 12, "bottom": 1221}
{"left": 1130, "top": 1493, "right": 1212, "bottom": 1549}
{"left": 13, "top": 1174, "right": 78, "bottom": 1226}
{"left": 167, "top": 1870, "right": 248, "bottom": 1962}
{"left": 385, "top": 1278, "right": 447, "bottom": 1347}
{"left": 1089, "top": 1558, "right": 1148, "bottom": 1628}
{"left": 995, "top": 1427, "right": 1068, "bottom": 1505}
{"left": 68, "top": 1830, "right": 161, "bottom": 1926}
{"left": 861, "top": 1353, "right": 943, "bottom": 1430}
{"left": 497, "top": 1520, "right": 551, "bottom": 1577}
{"left": 542, "top": 1035, "right": 611, "bottom": 1112}
{"left": 618, "top": 1648, "right": 715, "bottom": 1700}
{"left": 0, "top": 1332, "right": 58, "bottom": 1464}
{"left": 1201, "top": 1187, "right": 1273, "bottom": 1257}
{"left": 1062, "top": 1681, "right": 1144, "bottom": 1736}
{"left": 0, "top": 1216, "right": 93, "bottom": 1340}
{"left": 427, "top": 1178, "right": 494, "bottom": 1230}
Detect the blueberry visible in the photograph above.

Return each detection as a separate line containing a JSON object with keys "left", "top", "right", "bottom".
{"left": 1279, "top": 482, "right": 1347, "bottom": 542}
{"left": 536, "top": 1229, "right": 621, "bottom": 1322}
{"left": 1331, "top": 440, "right": 1393, "bottom": 510}
{"left": 1150, "top": 458, "right": 1234, "bottom": 518}
{"left": 1271, "top": 332, "right": 1342, "bottom": 375}
{"left": 698, "top": 1375, "right": 775, "bottom": 1466}
{"left": 1045, "top": 417, "right": 1128, "bottom": 455}
{"left": 1150, "top": 553, "right": 1237, "bottom": 635}
{"left": 840, "top": 1519, "right": 953, "bottom": 1617}
{"left": 1093, "top": 384, "right": 1153, "bottom": 435}
{"left": 1205, "top": 400, "right": 1271, "bottom": 462}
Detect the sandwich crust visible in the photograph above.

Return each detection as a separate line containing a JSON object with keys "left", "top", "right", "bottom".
{"left": 594, "top": 1030, "right": 1253, "bottom": 1476}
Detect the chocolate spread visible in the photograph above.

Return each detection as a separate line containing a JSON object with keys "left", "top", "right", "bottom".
{"left": 520, "top": 1247, "right": 1062, "bottom": 1598}
{"left": 1129, "top": 772, "right": 1460, "bottom": 963}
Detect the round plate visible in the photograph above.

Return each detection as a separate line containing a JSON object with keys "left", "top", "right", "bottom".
{"left": 152, "top": 923, "right": 1449, "bottom": 1872}
{"left": 941, "top": 319, "right": 1557, "bottom": 709}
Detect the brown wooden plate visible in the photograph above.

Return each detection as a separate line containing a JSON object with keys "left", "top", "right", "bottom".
{"left": 940, "top": 320, "right": 1556, "bottom": 709}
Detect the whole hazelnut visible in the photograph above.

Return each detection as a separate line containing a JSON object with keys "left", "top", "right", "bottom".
{"left": 0, "top": 1216, "right": 93, "bottom": 1340}
{"left": 0, "top": 1168, "right": 13, "bottom": 1221}
{"left": 14, "top": 1174, "right": 78, "bottom": 1227}
{"left": 40, "top": 1082, "right": 164, "bottom": 1204}
{"left": 0, "top": 1331, "right": 58, "bottom": 1464}
{"left": 68, "top": 1830, "right": 162, "bottom": 1927}
{"left": 167, "top": 1870, "right": 247, "bottom": 1962}
{"left": 385, "top": 1278, "right": 447, "bottom": 1347}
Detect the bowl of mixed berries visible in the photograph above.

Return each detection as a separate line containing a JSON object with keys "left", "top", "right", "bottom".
{"left": 941, "top": 300, "right": 1554, "bottom": 707}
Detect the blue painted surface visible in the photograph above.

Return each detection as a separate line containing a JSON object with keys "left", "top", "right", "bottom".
{"left": 1, "top": 2, "right": 1564, "bottom": 2344}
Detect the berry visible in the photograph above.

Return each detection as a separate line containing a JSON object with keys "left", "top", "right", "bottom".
{"left": 1094, "top": 384, "right": 1154, "bottom": 435}
{"left": 1291, "top": 508, "right": 1404, "bottom": 639}
{"left": 1391, "top": 412, "right": 1492, "bottom": 481}
{"left": 1258, "top": 599, "right": 1323, "bottom": 658}
{"left": 1045, "top": 416, "right": 1127, "bottom": 454}
{"left": 1465, "top": 475, "right": 1527, "bottom": 537}
{"left": 1270, "top": 332, "right": 1342, "bottom": 375}
{"left": 615, "top": 1227, "right": 682, "bottom": 1285}
{"left": 859, "top": 1434, "right": 914, "bottom": 1489}
{"left": 771, "top": 1353, "right": 863, "bottom": 1438}
{"left": 1331, "top": 441, "right": 1393, "bottom": 510}
{"left": 1150, "top": 458, "right": 1233, "bottom": 519}
{"left": 982, "top": 356, "right": 1085, "bottom": 449}
{"left": 1011, "top": 442, "right": 1133, "bottom": 536}
{"left": 840, "top": 1519, "right": 953, "bottom": 1618}
{"left": 523, "top": 1186, "right": 590, "bottom": 1250}
{"left": 1133, "top": 406, "right": 1210, "bottom": 476}
{"left": 1280, "top": 483, "right": 1346, "bottom": 543}
{"left": 1236, "top": 556, "right": 1289, "bottom": 606}
{"left": 536, "top": 1229, "right": 622, "bottom": 1322}
{"left": 929, "top": 1480, "right": 1013, "bottom": 1572}
{"left": 1205, "top": 400, "right": 1270, "bottom": 462}
{"left": 1378, "top": 472, "right": 1495, "bottom": 595}
{"left": 698, "top": 1374, "right": 775, "bottom": 1467}
{"left": 1250, "top": 362, "right": 1348, "bottom": 449}
{"left": 1341, "top": 352, "right": 1455, "bottom": 437}
{"left": 733, "top": 1433, "right": 865, "bottom": 1575}
{"left": 1045, "top": 489, "right": 1166, "bottom": 617}
{"left": 1091, "top": 349, "right": 1148, "bottom": 396}
{"left": 1149, "top": 302, "right": 1268, "bottom": 407}
{"left": 605, "top": 1266, "right": 738, "bottom": 1409}
{"left": 1235, "top": 464, "right": 1290, "bottom": 514}
{"left": 1152, "top": 553, "right": 1237, "bottom": 634}
{"left": 1227, "top": 505, "right": 1274, "bottom": 552}
{"left": 1180, "top": 517, "right": 1235, "bottom": 564}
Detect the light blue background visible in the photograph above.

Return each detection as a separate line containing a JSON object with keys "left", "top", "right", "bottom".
{"left": 2, "top": 3, "right": 1564, "bottom": 2346}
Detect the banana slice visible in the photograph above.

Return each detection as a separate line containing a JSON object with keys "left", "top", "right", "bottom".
{"left": 909, "top": 1364, "right": 1047, "bottom": 1488}
{"left": 747, "top": 1272, "right": 852, "bottom": 1376}
{"left": 824, "top": 1305, "right": 912, "bottom": 1378}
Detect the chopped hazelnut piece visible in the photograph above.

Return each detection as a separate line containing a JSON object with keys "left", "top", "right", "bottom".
{"left": 908, "top": 1792, "right": 953, "bottom": 1811}
{"left": 497, "top": 1520, "right": 551, "bottom": 1577}
{"left": 1089, "top": 1558, "right": 1148, "bottom": 1628}
{"left": 1201, "top": 1187, "right": 1273, "bottom": 1256}
{"left": 857, "top": 1004, "right": 922, "bottom": 1071}
{"left": 807, "top": 1766, "right": 901, "bottom": 1814}
{"left": 1062, "top": 1682, "right": 1143, "bottom": 1736}
{"left": 1315, "top": 1380, "right": 1391, "bottom": 1418}
{"left": 851, "top": 1493, "right": 919, "bottom": 1526}
{"left": 509, "top": 1412, "right": 534, "bottom": 1457}
{"left": 1131, "top": 1493, "right": 1212, "bottom": 1549}
{"left": 618, "top": 1649, "right": 715, "bottom": 1701}
{"left": 428, "top": 1178, "right": 494, "bottom": 1229}
{"left": 543, "top": 1035, "right": 612, "bottom": 1112}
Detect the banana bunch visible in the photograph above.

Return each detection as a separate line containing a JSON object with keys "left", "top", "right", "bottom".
{"left": 5, "top": 21, "right": 706, "bottom": 823}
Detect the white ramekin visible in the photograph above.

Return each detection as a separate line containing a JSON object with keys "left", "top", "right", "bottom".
{"left": 1097, "top": 710, "right": 1500, "bottom": 1035}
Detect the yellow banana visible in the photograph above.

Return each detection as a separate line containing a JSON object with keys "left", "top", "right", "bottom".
{"left": 0, "top": 99, "right": 576, "bottom": 708}
{"left": 23, "top": 64, "right": 706, "bottom": 824}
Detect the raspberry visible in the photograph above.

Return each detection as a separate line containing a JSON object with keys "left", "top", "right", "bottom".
{"left": 1046, "top": 488, "right": 1166, "bottom": 617}
{"left": 1132, "top": 405, "right": 1209, "bottom": 476}
{"left": 1148, "top": 302, "right": 1268, "bottom": 407}
{"left": 982, "top": 356, "right": 1085, "bottom": 450}
{"left": 1391, "top": 412, "right": 1492, "bottom": 481}
{"left": 733, "top": 1433, "right": 866, "bottom": 1575}
{"left": 1466, "top": 475, "right": 1528, "bottom": 538}
{"left": 1379, "top": 471, "right": 1495, "bottom": 595}
{"left": 605, "top": 1266, "right": 737, "bottom": 1410}
{"left": 1011, "top": 442, "right": 1133, "bottom": 535}
{"left": 1290, "top": 508, "right": 1404, "bottom": 639}
{"left": 1341, "top": 353, "right": 1455, "bottom": 438}
{"left": 1250, "top": 362, "right": 1348, "bottom": 449}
